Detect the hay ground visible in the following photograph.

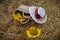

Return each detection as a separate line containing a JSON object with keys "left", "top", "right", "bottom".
{"left": 0, "top": 0, "right": 60, "bottom": 40}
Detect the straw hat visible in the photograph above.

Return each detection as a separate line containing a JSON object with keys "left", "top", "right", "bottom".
{"left": 29, "top": 6, "right": 47, "bottom": 24}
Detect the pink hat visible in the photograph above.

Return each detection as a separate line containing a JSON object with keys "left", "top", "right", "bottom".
{"left": 29, "top": 6, "right": 47, "bottom": 24}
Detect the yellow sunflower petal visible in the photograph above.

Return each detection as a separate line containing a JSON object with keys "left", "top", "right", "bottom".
{"left": 13, "top": 14, "right": 18, "bottom": 20}
{"left": 26, "top": 30, "right": 32, "bottom": 38}
{"left": 36, "top": 29, "right": 42, "bottom": 37}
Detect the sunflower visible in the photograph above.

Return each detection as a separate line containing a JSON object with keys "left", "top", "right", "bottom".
{"left": 13, "top": 13, "right": 26, "bottom": 23}
{"left": 26, "top": 26, "right": 42, "bottom": 38}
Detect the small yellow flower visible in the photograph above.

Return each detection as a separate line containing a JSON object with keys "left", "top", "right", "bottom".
{"left": 13, "top": 13, "right": 26, "bottom": 23}
{"left": 26, "top": 26, "right": 42, "bottom": 38}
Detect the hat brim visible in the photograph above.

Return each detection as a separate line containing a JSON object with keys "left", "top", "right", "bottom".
{"left": 29, "top": 7, "right": 47, "bottom": 24}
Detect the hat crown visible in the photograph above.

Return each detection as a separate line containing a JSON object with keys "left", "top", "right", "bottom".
{"left": 38, "top": 7, "right": 45, "bottom": 17}
{"left": 35, "top": 8, "right": 41, "bottom": 19}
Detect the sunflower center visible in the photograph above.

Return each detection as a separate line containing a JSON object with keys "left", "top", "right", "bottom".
{"left": 30, "top": 28, "right": 38, "bottom": 35}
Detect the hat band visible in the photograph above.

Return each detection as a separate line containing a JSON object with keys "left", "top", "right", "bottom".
{"left": 35, "top": 8, "right": 41, "bottom": 19}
